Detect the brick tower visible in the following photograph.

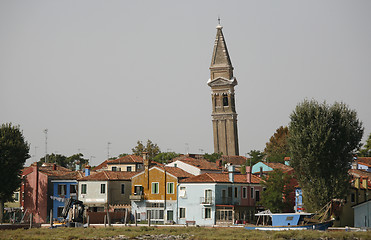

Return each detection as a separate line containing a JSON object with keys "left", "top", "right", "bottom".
{"left": 207, "top": 23, "right": 239, "bottom": 156}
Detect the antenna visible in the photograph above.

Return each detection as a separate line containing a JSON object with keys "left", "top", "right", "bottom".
{"left": 44, "top": 129, "right": 48, "bottom": 163}
{"left": 218, "top": 15, "right": 221, "bottom": 25}
{"left": 107, "top": 142, "right": 111, "bottom": 160}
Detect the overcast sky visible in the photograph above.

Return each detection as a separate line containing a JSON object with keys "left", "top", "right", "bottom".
{"left": 1, "top": 1, "right": 370, "bottom": 167}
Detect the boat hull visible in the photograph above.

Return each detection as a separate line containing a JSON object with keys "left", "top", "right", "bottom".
{"left": 245, "top": 220, "right": 333, "bottom": 231}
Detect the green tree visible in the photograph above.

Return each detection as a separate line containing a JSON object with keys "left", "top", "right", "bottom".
{"left": 248, "top": 150, "right": 265, "bottom": 166}
{"left": 204, "top": 152, "right": 223, "bottom": 163}
{"left": 288, "top": 100, "right": 363, "bottom": 211}
{"left": 358, "top": 133, "right": 371, "bottom": 157}
{"left": 153, "top": 152, "right": 180, "bottom": 164}
{"left": 260, "top": 169, "right": 294, "bottom": 213}
{"left": 132, "top": 140, "right": 161, "bottom": 160}
{"left": 0, "top": 123, "right": 30, "bottom": 223}
{"left": 66, "top": 153, "right": 89, "bottom": 170}
{"left": 264, "top": 126, "right": 289, "bottom": 163}
{"left": 39, "top": 153, "right": 68, "bottom": 167}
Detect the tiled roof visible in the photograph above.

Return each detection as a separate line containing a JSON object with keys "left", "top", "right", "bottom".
{"left": 175, "top": 156, "right": 221, "bottom": 171}
{"left": 265, "top": 162, "right": 293, "bottom": 172}
{"left": 93, "top": 159, "right": 111, "bottom": 171}
{"left": 219, "top": 155, "right": 248, "bottom": 166}
{"left": 349, "top": 169, "right": 371, "bottom": 179}
{"left": 107, "top": 155, "right": 144, "bottom": 164}
{"left": 79, "top": 171, "right": 137, "bottom": 181}
{"left": 163, "top": 166, "right": 194, "bottom": 179}
{"left": 52, "top": 171, "right": 85, "bottom": 180}
{"left": 357, "top": 157, "right": 371, "bottom": 167}
{"left": 22, "top": 163, "right": 74, "bottom": 177}
{"left": 180, "top": 172, "right": 261, "bottom": 184}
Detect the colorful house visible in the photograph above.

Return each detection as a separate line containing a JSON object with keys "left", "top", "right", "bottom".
{"left": 106, "top": 155, "right": 144, "bottom": 172}
{"left": 177, "top": 166, "right": 262, "bottom": 226}
{"left": 21, "top": 163, "right": 73, "bottom": 223}
{"left": 78, "top": 171, "right": 136, "bottom": 212}
{"left": 130, "top": 157, "right": 193, "bottom": 224}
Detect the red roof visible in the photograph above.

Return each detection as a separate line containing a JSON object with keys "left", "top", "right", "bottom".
{"left": 163, "top": 166, "right": 194, "bottom": 179}
{"left": 79, "top": 171, "right": 137, "bottom": 181}
{"left": 107, "top": 155, "right": 144, "bottom": 164}
{"left": 175, "top": 156, "right": 221, "bottom": 171}
{"left": 265, "top": 162, "right": 293, "bottom": 173}
{"left": 181, "top": 172, "right": 261, "bottom": 184}
{"left": 357, "top": 157, "right": 371, "bottom": 167}
{"left": 219, "top": 155, "right": 248, "bottom": 166}
{"left": 22, "top": 163, "right": 74, "bottom": 177}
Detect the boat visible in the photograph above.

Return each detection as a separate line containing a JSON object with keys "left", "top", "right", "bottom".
{"left": 245, "top": 200, "right": 339, "bottom": 231}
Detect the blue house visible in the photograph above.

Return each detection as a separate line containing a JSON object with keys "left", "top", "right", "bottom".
{"left": 252, "top": 161, "right": 292, "bottom": 175}
{"left": 51, "top": 171, "right": 83, "bottom": 221}
{"left": 177, "top": 167, "right": 263, "bottom": 226}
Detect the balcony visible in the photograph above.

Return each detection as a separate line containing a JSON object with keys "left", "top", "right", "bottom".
{"left": 218, "top": 197, "right": 233, "bottom": 205}
{"left": 129, "top": 194, "right": 144, "bottom": 201}
{"left": 200, "top": 197, "right": 214, "bottom": 205}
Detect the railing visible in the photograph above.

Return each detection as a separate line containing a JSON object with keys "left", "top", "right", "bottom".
{"left": 200, "top": 197, "right": 214, "bottom": 205}
{"left": 129, "top": 194, "right": 144, "bottom": 201}
{"left": 218, "top": 197, "right": 232, "bottom": 205}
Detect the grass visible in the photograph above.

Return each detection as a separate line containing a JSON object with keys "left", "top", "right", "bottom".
{"left": 0, "top": 226, "right": 369, "bottom": 240}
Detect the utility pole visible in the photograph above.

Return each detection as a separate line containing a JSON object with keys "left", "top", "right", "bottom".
{"left": 44, "top": 129, "right": 48, "bottom": 163}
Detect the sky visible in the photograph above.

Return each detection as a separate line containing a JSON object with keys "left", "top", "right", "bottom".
{"left": 1, "top": 0, "right": 370, "bottom": 167}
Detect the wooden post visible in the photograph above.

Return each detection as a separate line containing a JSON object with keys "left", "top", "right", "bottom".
{"left": 29, "top": 213, "right": 33, "bottom": 229}
{"left": 107, "top": 212, "right": 111, "bottom": 227}
{"left": 104, "top": 214, "right": 107, "bottom": 227}
{"left": 87, "top": 215, "right": 90, "bottom": 228}
{"left": 50, "top": 209, "right": 53, "bottom": 228}
{"left": 135, "top": 210, "right": 137, "bottom": 226}
{"left": 148, "top": 211, "right": 151, "bottom": 226}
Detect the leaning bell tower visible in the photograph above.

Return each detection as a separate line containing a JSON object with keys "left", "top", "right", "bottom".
{"left": 207, "top": 23, "right": 239, "bottom": 156}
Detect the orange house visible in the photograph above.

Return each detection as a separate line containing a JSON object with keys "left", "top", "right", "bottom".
{"left": 130, "top": 156, "right": 193, "bottom": 224}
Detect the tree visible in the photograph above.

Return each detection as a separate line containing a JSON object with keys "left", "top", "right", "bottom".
{"left": 0, "top": 123, "right": 30, "bottom": 223}
{"left": 358, "top": 133, "right": 371, "bottom": 157}
{"left": 132, "top": 139, "right": 161, "bottom": 160}
{"left": 39, "top": 153, "right": 89, "bottom": 170}
{"left": 204, "top": 152, "right": 222, "bottom": 163}
{"left": 264, "top": 126, "right": 289, "bottom": 163}
{"left": 260, "top": 169, "right": 294, "bottom": 213}
{"left": 39, "top": 153, "right": 68, "bottom": 167}
{"left": 248, "top": 150, "right": 265, "bottom": 166}
{"left": 153, "top": 152, "right": 180, "bottom": 164}
{"left": 288, "top": 100, "right": 363, "bottom": 211}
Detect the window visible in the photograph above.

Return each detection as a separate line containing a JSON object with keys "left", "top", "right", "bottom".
{"left": 242, "top": 187, "right": 247, "bottom": 199}
{"left": 70, "top": 185, "right": 77, "bottom": 195}
{"left": 167, "top": 182, "right": 174, "bottom": 194}
{"left": 13, "top": 192, "right": 19, "bottom": 202}
{"left": 204, "top": 208, "right": 212, "bottom": 219}
{"left": 152, "top": 182, "right": 159, "bottom": 194}
{"left": 58, "top": 184, "right": 67, "bottom": 196}
{"left": 179, "top": 208, "right": 186, "bottom": 219}
{"left": 100, "top": 184, "right": 106, "bottom": 194}
{"left": 57, "top": 207, "right": 64, "bottom": 218}
{"left": 255, "top": 190, "right": 260, "bottom": 202}
{"left": 167, "top": 210, "right": 174, "bottom": 221}
{"left": 351, "top": 193, "right": 355, "bottom": 203}
{"left": 112, "top": 167, "right": 117, "bottom": 171}
{"left": 121, "top": 184, "right": 125, "bottom": 194}
{"left": 223, "top": 94, "right": 229, "bottom": 106}
{"left": 222, "top": 189, "right": 226, "bottom": 198}
{"left": 179, "top": 187, "right": 186, "bottom": 198}
{"left": 234, "top": 187, "right": 238, "bottom": 198}
{"left": 81, "top": 184, "right": 87, "bottom": 194}
{"left": 251, "top": 187, "right": 254, "bottom": 199}
{"left": 228, "top": 187, "right": 232, "bottom": 198}
{"left": 205, "top": 189, "right": 212, "bottom": 203}
{"left": 127, "top": 166, "right": 132, "bottom": 172}
{"left": 134, "top": 185, "right": 143, "bottom": 195}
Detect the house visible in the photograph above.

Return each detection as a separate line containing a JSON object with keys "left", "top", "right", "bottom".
{"left": 106, "top": 155, "right": 144, "bottom": 172}
{"left": 166, "top": 156, "right": 222, "bottom": 176}
{"left": 130, "top": 156, "right": 193, "bottom": 224}
{"left": 334, "top": 169, "right": 371, "bottom": 227}
{"left": 353, "top": 199, "right": 371, "bottom": 228}
{"left": 50, "top": 171, "right": 84, "bottom": 221}
{"left": 20, "top": 163, "right": 73, "bottom": 223}
{"left": 78, "top": 170, "right": 136, "bottom": 212}
{"left": 252, "top": 161, "right": 293, "bottom": 175}
{"left": 177, "top": 166, "right": 263, "bottom": 226}
{"left": 353, "top": 157, "right": 371, "bottom": 172}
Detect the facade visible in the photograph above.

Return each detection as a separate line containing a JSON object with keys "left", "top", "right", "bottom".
{"left": 106, "top": 155, "right": 144, "bottom": 172}
{"left": 21, "top": 163, "right": 73, "bottom": 223}
{"left": 208, "top": 23, "right": 239, "bottom": 156}
{"left": 78, "top": 171, "right": 136, "bottom": 212}
{"left": 353, "top": 200, "right": 371, "bottom": 228}
{"left": 166, "top": 156, "right": 222, "bottom": 176}
{"left": 177, "top": 167, "right": 263, "bottom": 226}
{"left": 130, "top": 158, "right": 193, "bottom": 224}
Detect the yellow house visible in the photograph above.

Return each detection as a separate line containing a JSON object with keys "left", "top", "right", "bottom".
{"left": 130, "top": 156, "right": 193, "bottom": 224}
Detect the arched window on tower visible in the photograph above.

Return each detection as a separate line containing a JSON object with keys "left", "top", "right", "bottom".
{"left": 223, "top": 94, "right": 229, "bottom": 107}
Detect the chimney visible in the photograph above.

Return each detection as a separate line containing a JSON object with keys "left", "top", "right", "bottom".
{"left": 85, "top": 165, "right": 91, "bottom": 176}
{"left": 246, "top": 166, "right": 252, "bottom": 183}
{"left": 228, "top": 165, "right": 235, "bottom": 183}
{"left": 52, "top": 163, "right": 57, "bottom": 170}
{"left": 259, "top": 167, "right": 263, "bottom": 178}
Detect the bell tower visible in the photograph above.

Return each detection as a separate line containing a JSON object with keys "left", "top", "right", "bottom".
{"left": 207, "top": 23, "right": 239, "bottom": 156}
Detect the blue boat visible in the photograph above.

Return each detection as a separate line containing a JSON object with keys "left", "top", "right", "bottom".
{"left": 245, "top": 210, "right": 334, "bottom": 231}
